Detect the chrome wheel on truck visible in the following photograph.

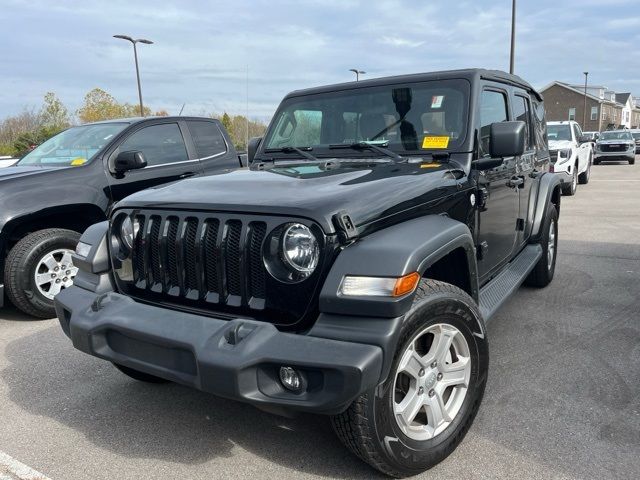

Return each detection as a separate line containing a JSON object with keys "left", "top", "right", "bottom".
{"left": 34, "top": 248, "right": 78, "bottom": 300}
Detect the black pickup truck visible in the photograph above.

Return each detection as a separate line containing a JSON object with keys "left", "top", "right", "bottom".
{"left": 1, "top": 116, "right": 240, "bottom": 318}
{"left": 55, "top": 69, "right": 561, "bottom": 477}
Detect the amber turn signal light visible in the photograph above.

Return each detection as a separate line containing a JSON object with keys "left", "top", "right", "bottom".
{"left": 393, "top": 272, "right": 421, "bottom": 297}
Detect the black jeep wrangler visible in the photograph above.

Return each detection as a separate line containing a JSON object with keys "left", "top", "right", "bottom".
{"left": 55, "top": 69, "right": 561, "bottom": 477}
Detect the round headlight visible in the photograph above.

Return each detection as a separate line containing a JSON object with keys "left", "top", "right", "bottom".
{"left": 281, "top": 224, "right": 319, "bottom": 273}
{"left": 120, "top": 216, "right": 135, "bottom": 250}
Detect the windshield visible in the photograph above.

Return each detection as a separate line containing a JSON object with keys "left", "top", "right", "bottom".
{"left": 599, "top": 131, "right": 632, "bottom": 141}
{"left": 632, "top": 132, "right": 640, "bottom": 140}
{"left": 18, "top": 123, "right": 128, "bottom": 166}
{"left": 547, "top": 124, "right": 571, "bottom": 142}
{"left": 262, "top": 79, "right": 470, "bottom": 157}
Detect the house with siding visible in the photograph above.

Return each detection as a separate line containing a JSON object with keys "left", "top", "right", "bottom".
{"left": 540, "top": 81, "right": 623, "bottom": 131}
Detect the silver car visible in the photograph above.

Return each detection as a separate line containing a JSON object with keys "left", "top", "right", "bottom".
{"left": 594, "top": 130, "right": 635, "bottom": 165}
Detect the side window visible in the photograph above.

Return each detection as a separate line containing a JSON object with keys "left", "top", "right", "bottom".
{"left": 514, "top": 94, "right": 533, "bottom": 150}
{"left": 532, "top": 99, "right": 547, "bottom": 149}
{"left": 187, "top": 121, "right": 226, "bottom": 158}
{"left": 119, "top": 123, "right": 188, "bottom": 167}
{"left": 479, "top": 89, "right": 509, "bottom": 157}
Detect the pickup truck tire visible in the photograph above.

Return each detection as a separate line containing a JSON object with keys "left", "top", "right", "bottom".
{"left": 113, "top": 363, "right": 170, "bottom": 384}
{"left": 524, "top": 204, "right": 558, "bottom": 288}
{"left": 562, "top": 168, "right": 578, "bottom": 196}
{"left": 630, "top": 157, "right": 635, "bottom": 165}
{"left": 4, "top": 229, "right": 80, "bottom": 318}
{"left": 578, "top": 153, "right": 592, "bottom": 184}
{"left": 331, "top": 280, "right": 488, "bottom": 478}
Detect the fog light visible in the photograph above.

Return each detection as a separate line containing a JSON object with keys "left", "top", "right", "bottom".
{"left": 279, "top": 366, "right": 303, "bottom": 392}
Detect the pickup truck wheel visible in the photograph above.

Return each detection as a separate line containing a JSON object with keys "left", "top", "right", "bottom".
{"left": 562, "top": 168, "right": 578, "bottom": 196}
{"left": 524, "top": 204, "right": 558, "bottom": 288}
{"left": 4, "top": 229, "right": 80, "bottom": 318}
{"left": 630, "top": 157, "right": 636, "bottom": 165}
{"left": 578, "top": 153, "right": 591, "bottom": 184}
{"left": 331, "top": 280, "right": 488, "bottom": 477}
{"left": 113, "top": 363, "right": 170, "bottom": 384}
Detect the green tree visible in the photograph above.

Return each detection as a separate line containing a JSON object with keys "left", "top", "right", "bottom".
{"left": 221, "top": 112, "right": 232, "bottom": 134}
{"left": 41, "top": 92, "right": 69, "bottom": 130}
{"left": 77, "top": 88, "right": 126, "bottom": 123}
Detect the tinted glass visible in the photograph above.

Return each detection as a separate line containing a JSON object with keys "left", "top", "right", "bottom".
{"left": 119, "top": 123, "right": 188, "bottom": 167}
{"left": 263, "top": 79, "right": 470, "bottom": 155}
{"left": 600, "top": 131, "right": 633, "bottom": 141}
{"left": 532, "top": 99, "right": 548, "bottom": 150}
{"left": 514, "top": 95, "right": 533, "bottom": 149}
{"left": 18, "top": 123, "right": 128, "bottom": 166}
{"left": 547, "top": 124, "right": 572, "bottom": 141}
{"left": 479, "top": 90, "right": 508, "bottom": 157}
{"left": 187, "top": 121, "right": 226, "bottom": 158}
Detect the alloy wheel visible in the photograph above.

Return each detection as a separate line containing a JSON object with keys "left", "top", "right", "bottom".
{"left": 392, "top": 323, "right": 471, "bottom": 441}
{"left": 34, "top": 248, "right": 78, "bottom": 300}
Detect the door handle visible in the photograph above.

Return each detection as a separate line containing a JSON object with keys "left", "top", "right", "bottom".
{"left": 179, "top": 172, "right": 196, "bottom": 179}
{"left": 507, "top": 176, "right": 525, "bottom": 188}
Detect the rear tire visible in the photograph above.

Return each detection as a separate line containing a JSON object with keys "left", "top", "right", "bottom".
{"left": 4, "top": 229, "right": 81, "bottom": 318}
{"left": 525, "top": 204, "right": 558, "bottom": 288}
{"left": 331, "top": 280, "right": 488, "bottom": 477}
{"left": 113, "top": 363, "right": 170, "bottom": 384}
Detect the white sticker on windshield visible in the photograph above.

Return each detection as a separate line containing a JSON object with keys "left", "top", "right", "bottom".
{"left": 431, "top": 95, "right": 444, "bottom": 108}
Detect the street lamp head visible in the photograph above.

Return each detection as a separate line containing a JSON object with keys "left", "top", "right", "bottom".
{"left": 137, "top": 39, "right": 153, "bottom": 44}
{"left": 113, "top": 34, "right": 134, "bottom": 42}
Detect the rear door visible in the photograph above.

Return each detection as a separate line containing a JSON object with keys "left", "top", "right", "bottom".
{"left": 105, "top": 120, "right": 203, "bottom": 202}
{"left": 512, "top": 91, "right": 535, "bottom": 248}
{"left": 184, "top": 120, "right": 240, "bottom": 172}
{"left": 476, "top": 86, "right": 521, "bottom": 282}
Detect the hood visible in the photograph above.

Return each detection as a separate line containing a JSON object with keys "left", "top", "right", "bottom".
{"left": 0, "top": 165, "right": 69, "bottom": 181}
{"left": 115, "top": 161, "right": 463, "bottom": 234}
{"left": 548, "top": 140, "right": 573, "bottom": 150}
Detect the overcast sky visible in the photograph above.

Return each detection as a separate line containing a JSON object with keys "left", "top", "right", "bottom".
{"left": 1, "top": 0, "right": 639, "bottom": 121}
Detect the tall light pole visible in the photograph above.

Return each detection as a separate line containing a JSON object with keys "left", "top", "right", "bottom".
{"left": 349, "top": 68, "right": 366, "bottom": 81}
{"left": 583, "top": 71, "right": 589, "bottom": 129}
{"left": 509, "top": 0, "right": 516, "bottom": 74}
{"left": 113, "top": 35, "right": 153, "bottom": 116}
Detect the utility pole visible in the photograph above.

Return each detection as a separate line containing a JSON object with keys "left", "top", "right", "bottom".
{"left": 509, "top": 0, "right": 516, "bottom": 74}
{"left": 113, "top": 35, "right": 153, "bottom": 116}
{"left": 583, "top": 71, "right": 589, "bottom": 129}
{"left": 349, "top": 68, "right": 366, "bottom": 81}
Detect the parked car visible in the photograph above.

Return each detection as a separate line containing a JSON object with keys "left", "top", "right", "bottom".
{"left": 594, "top": 130, "right": 636, "bottom": 165}
{"left": 582, "top": 131, "right": 599, "bottom": 142}
{"left": 630, "top": 129, "right": 640, "bottom": 154}
{"left": 55, "top": 69, "right": 561, "bottom": 477}
{"left": 0, "top": 156, "right": 18, "bottom": 168}
{"left": 0, "top": 116, "right": 241, "bottom": 318}
{"left": 547, "top": 120, "right": 593, "bottom": 195}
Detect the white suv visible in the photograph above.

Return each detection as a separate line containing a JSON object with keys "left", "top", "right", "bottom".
{"left": 547, "top": 121, "right": 593, "bottom": 196}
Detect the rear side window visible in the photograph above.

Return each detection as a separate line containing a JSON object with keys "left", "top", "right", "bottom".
{"left": 514, "top": 94, "right": 533, "bottom": 150}
{"left": 532, "top": 99, "right": 547, "bottom": 149}
{"left": 479, "top": 89, "right": 509, "bottom": 157}
{"left": 187, "top": 121, "right": 227, "bottom": 158}
{"left": 119, "top": 123, "right": 188, "bottom": 167}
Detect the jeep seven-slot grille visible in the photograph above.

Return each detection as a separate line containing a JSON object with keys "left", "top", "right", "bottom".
{"left": 131, "top": 213, "right": 268, "bottom": 308}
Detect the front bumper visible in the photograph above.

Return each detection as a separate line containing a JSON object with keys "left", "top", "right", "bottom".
{"left": 550, "top": 163, "right": 573, "bottom": 184}
{"left": 595, "top": 150, "right": 635, "bottom": 161}
{"left": 55, "top": 286, "right": 387, "bottom": 415}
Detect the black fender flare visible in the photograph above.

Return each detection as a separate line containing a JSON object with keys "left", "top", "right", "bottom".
{"left": 530, "top": 172, "right": 562, "bottom": 241}
{"left": 319, "top": 215, "right": 478, "bottom": 318}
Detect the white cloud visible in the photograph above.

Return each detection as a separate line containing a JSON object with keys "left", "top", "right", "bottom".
{"left": 380, "top": 36, "right": 425, "bottom": 48}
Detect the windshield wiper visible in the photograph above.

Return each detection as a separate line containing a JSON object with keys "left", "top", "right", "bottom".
{"left": 329, "top": 142, "right": 404, "bottom": 161}
{"left": 263, "top": 146, "right": 319, "bottom": 162}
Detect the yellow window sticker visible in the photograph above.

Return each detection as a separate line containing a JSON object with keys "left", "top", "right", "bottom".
{"left": 422, "top": 136, "right": 450, "bottom": 149}
{"left": 420, "top": 163, "right": 441, "bottom": 168}
{"left": 70, "top": 158, "right": 86, "bottom": 166}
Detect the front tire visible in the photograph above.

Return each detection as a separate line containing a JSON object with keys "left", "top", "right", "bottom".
{"left": 562, "top": 167, "right": 578, "bottom": 196}
{"left": 578, "top": 153, "right": 591, "bottom": 184}
{"left": 332, "top": 280, "right": 488, "bottom": 477}
{"left": 4, "top": 229, "right": 80, "bottom": 318}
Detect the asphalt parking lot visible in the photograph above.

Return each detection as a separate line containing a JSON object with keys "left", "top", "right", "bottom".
{"left": 1, "top": 159, "right": 639, "bottom": 480}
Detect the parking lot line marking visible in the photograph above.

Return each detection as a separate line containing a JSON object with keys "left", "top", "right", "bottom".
{"left": 589, "top": 179, "right": 640, "bottom": 181}
{"left": 0, "top": 452, "right": 51, "bottom": 480}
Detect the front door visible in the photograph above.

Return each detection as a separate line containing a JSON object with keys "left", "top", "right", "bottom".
{"left": 105, "top": 121, "right": 203, "bottom": 203}
{"left": 476, "top": 88, "right": 520, "bottom": 282}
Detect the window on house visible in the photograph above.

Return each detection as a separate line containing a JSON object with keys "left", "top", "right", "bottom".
{"left": 568, "top": 107, "right": 576, "bottom": 121}
{"left": 591, "top": 106, "right": 598, "bottom": 121}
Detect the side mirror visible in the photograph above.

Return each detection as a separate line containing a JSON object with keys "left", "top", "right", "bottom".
{"left": 247, "top": 136, "right": 262, "bottom": 163}
{"left": 114, "top": 150, "right": 147, "bottom": 173}
{"left": 490, "top": 121, "right": 525, "bottom": 158}
{"left": 578, "top": 135, "right": 591, "bottom": 144}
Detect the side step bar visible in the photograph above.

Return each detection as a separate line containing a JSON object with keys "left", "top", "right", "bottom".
{"left": 479, "top": 244, "right": 543, "bottom": 322}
